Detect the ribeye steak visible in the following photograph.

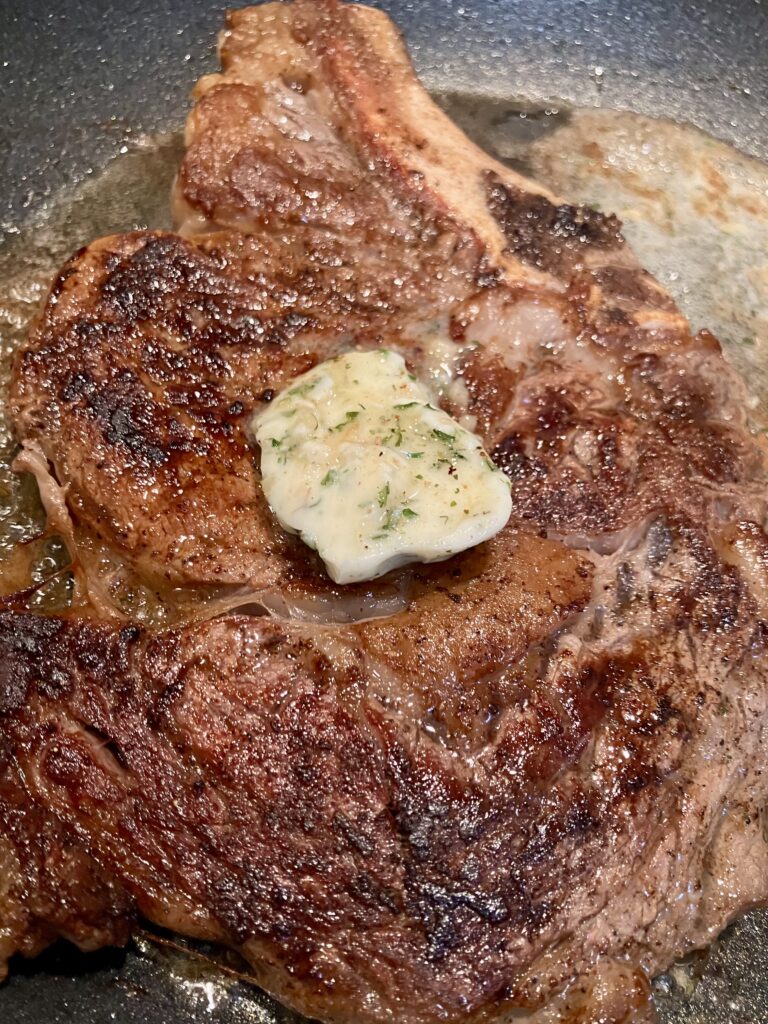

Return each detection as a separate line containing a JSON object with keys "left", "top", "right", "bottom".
{"left": 3, "top": 2, "right": 768, "bottom": 1022}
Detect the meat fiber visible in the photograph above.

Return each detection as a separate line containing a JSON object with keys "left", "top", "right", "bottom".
{"left": 3, "top": 2, "right": 768, "bottom": 1022}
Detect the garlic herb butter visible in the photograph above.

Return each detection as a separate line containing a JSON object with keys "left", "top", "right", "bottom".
{"left": 252, "top": 350, "right": 512, "bottom": 584}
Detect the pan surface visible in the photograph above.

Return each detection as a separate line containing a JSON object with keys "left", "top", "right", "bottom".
{"left": 1, "top": 1, "right": 767, "bottom": 1022}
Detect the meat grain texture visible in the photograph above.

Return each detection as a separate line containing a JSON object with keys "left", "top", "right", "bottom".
{"left": 3, "top": 2, "right": 768, "bottom": 1023}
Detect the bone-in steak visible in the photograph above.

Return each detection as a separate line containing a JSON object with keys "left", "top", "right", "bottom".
{"left": 3, "top": 2, "right": 768, "bottom": 1022}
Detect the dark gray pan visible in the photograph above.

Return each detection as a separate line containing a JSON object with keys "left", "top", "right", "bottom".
{"left": 1, "top": 1, "right": 767, "bottom": 1021}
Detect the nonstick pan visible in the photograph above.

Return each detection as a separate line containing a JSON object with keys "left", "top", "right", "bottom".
{"left": 1, "top": 1, "right": 767, "bottom": 1022}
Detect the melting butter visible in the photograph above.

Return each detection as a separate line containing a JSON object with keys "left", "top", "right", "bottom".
{"left": 252, "top": 350, "right": 512, "bottom": 584}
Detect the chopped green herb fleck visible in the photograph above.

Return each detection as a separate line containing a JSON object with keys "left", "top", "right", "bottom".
{"left": 742, "top": 336, "right": 756, "bottom": 346}
{"left": 433, "top": 428, "right": 456, "bottom": 443}
{"left": 401, "top": 507, "right": 418, "bottom": 519}
{"left": 332, "top": 410, "right": 360, "bottom": 431}
{"left": 406, "top": 451, "right": 424, "bottom": 459}
{"left": 321, "top": 470, "right": 337, "bottom": 487}
{"left": 288, "top": 381, "right": 315, "bottom": 397}
{"left": 394, "top": 401, "right": 420, "bottom": 409}
{"left": 384, "top": 426, "right": 403, "bottom": 447}
{"left": 450, "top": 500, "right": 457, "bottom": 507}
{"left": 270, "top": 438, "right": 282, "bottom": 448}
{"left": 378, "top": 483, "right": 390, "bottom": 508}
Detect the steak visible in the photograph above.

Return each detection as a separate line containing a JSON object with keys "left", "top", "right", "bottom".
{"left": 2, "top": 2, "right": 768, "bottom": 1022}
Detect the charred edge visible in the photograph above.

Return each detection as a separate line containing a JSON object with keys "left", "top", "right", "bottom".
{"left": 101, "top": 235, "right": 213, "bottom": 321}
{"left": 0, "top": 613, "right": 67, "bottom": 714}
{"left": 347, "top": 872, "right": 401, "bottom": 914}
{"left": 408, "top": 876, "right": 512, "bottom": 961}
{"left": 99, "top": 235, "right": 316, "bottom": 348}
{"left": 485, "top": 171, "right": 623, "bottom": 276}
{"left": 85, "top": 379, "right": 169, "bottom": 469}
{"left": 333, "top": 811, "right": 376, "bottom": 858}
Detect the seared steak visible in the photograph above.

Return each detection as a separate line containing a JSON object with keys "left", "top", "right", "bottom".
{"left": 2, "top": 2, "right": 768, "bottom": 1022}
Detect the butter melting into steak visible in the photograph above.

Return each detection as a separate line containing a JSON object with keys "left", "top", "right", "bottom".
{"left": 3, "top": 2, "right": 768, "bottom": 1023}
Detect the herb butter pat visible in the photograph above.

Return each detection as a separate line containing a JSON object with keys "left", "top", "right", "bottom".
{"left": 252, "top": 351, "right": 512, "bottom": 584}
